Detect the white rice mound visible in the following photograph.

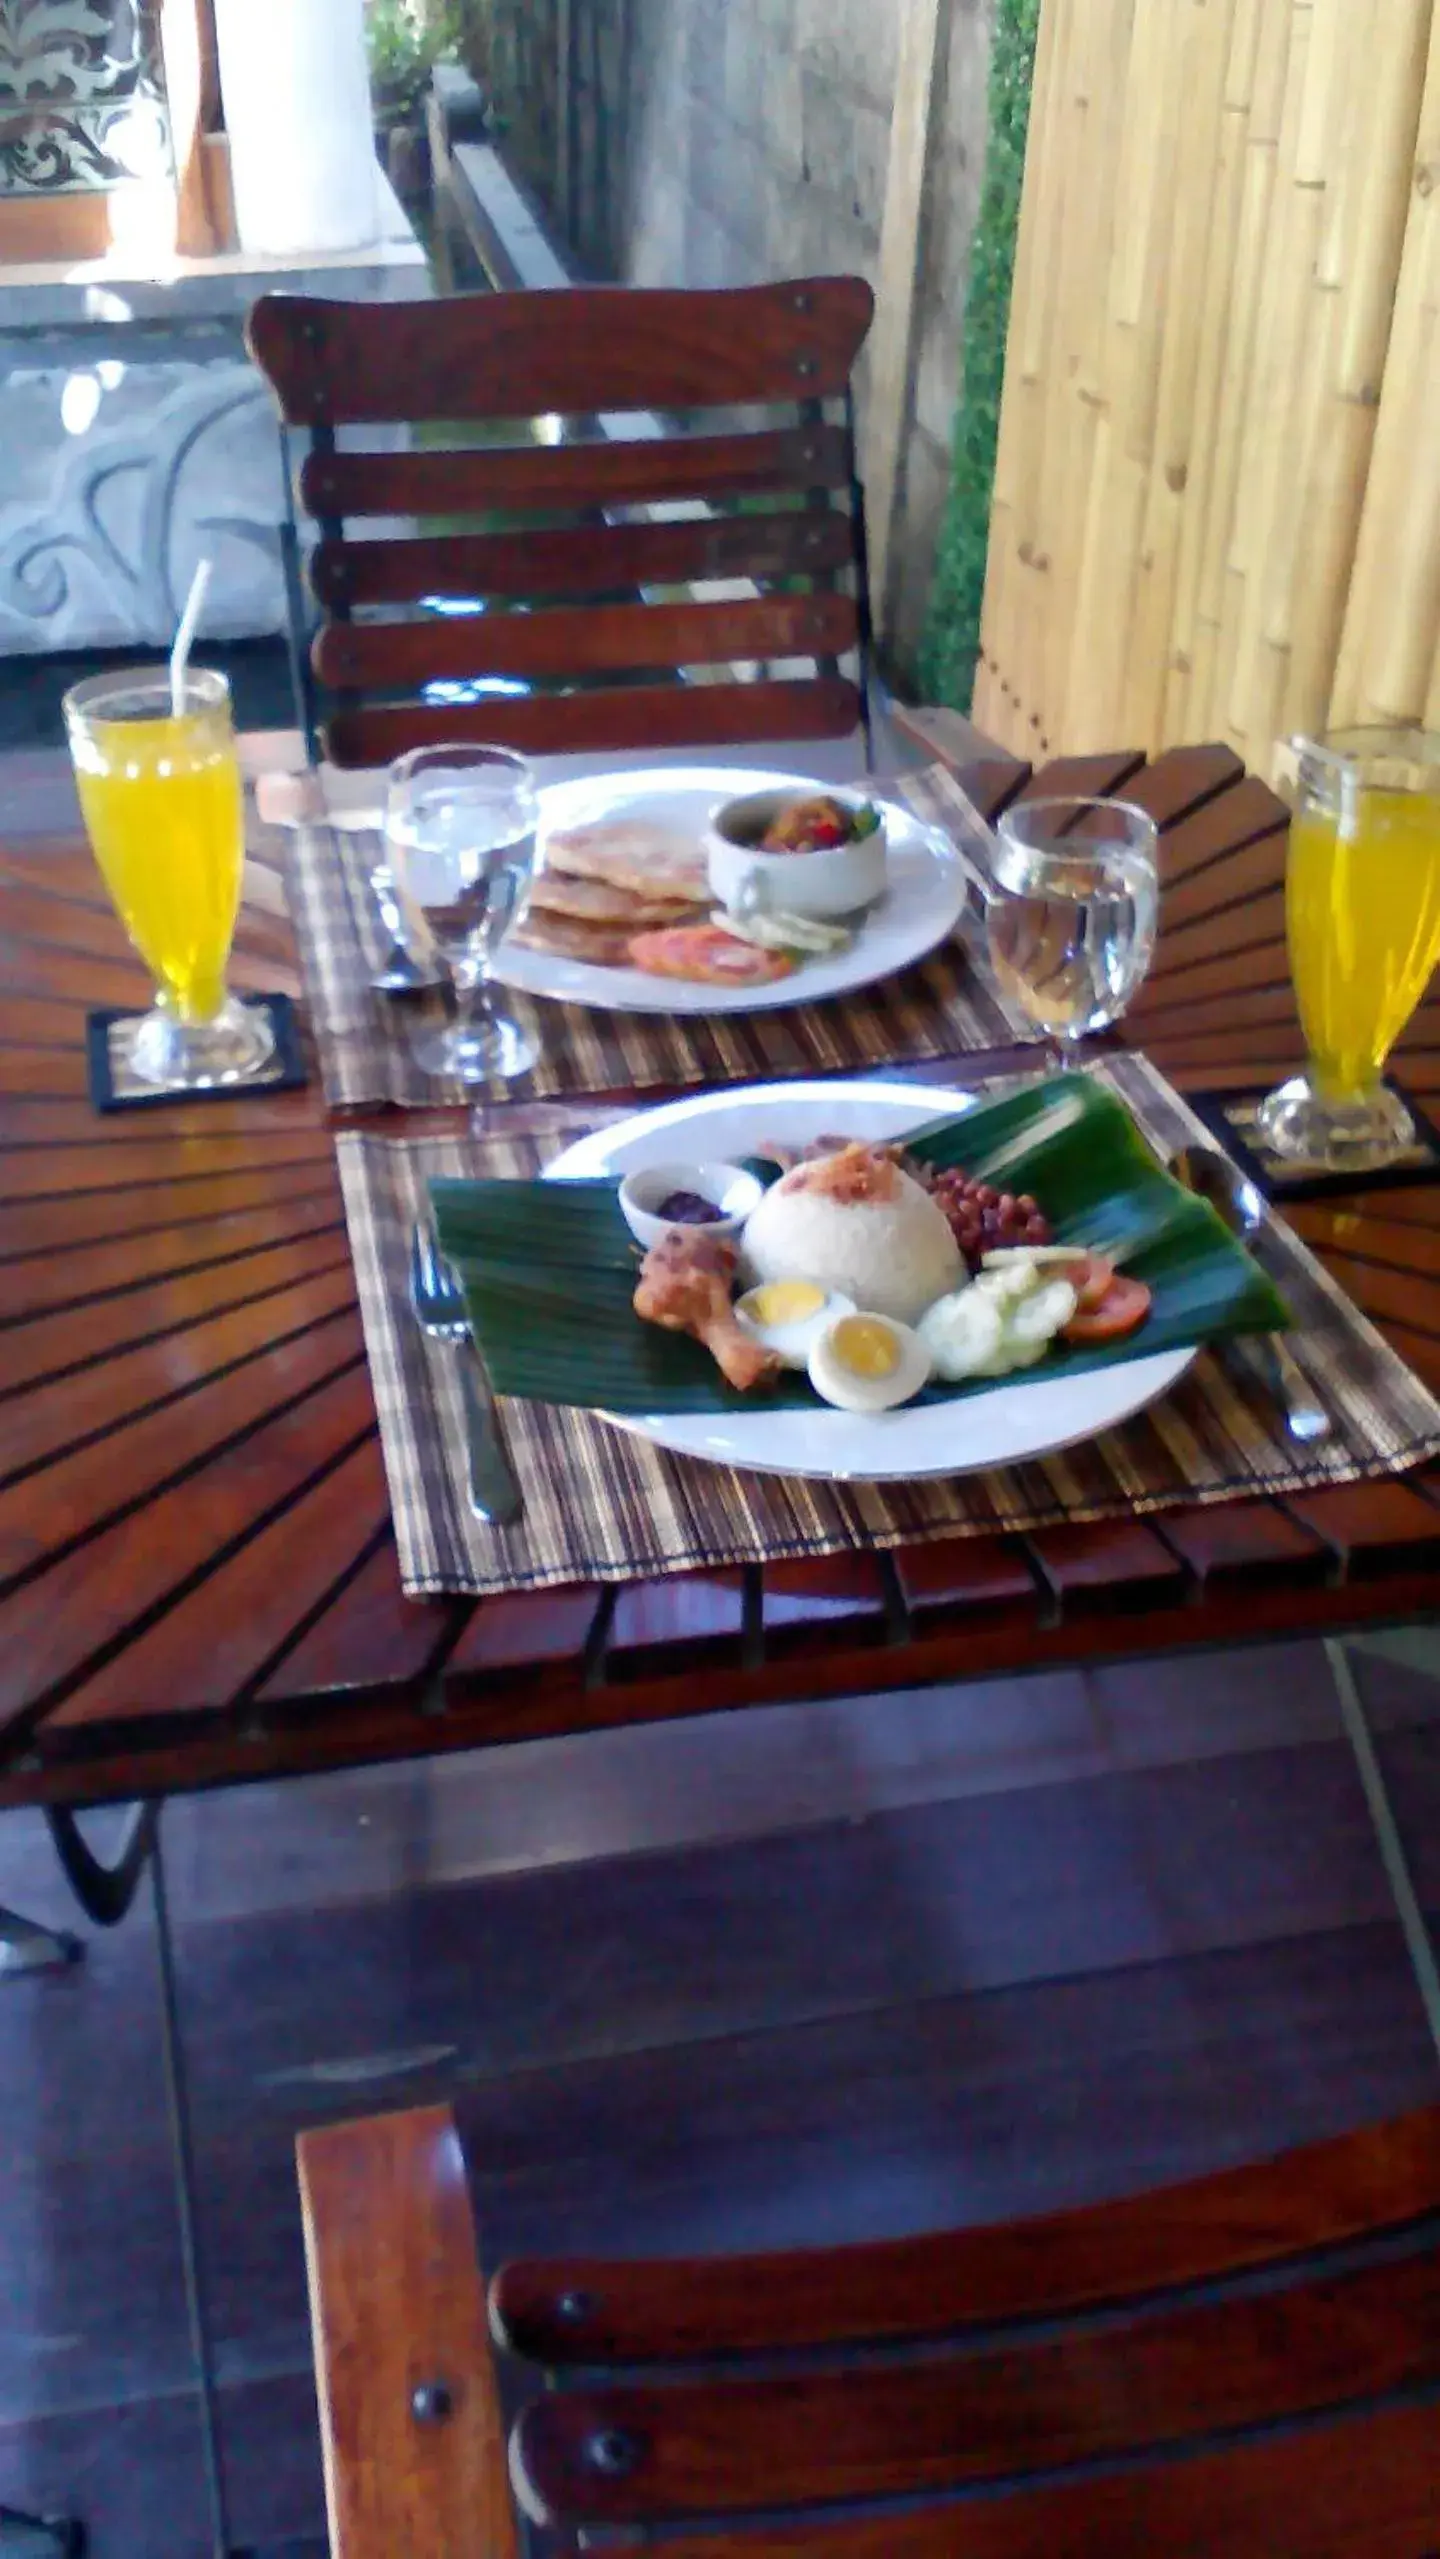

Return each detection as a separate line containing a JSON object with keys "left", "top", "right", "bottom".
{"left": 741, "top": 1150, "right": 962, "bottom": 1325}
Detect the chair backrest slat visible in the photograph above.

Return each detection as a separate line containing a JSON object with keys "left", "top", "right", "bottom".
{"left": 509, "top": 2247, "right": 1440, "bottom": 2529}
{"left": 644, "top": 2400, "right": 1440, "bottom": 2559}
{"left": 491, "top": 2102, "right": 1440, "bottom": 2364}
{"left": 298, "top": 422, "right": 854, "bottom": 520}
{"left": 246, "top": 282, "right": 874, "bottom": 767}
{"left": 248, "top": 279, "right": 873, "bottom": 423}
{"left": 313, "top": 592, "right": 859, "bottom": 691}
{"left": 323, "top": 675, "right": 862, "bottom": 769}
{"left": 310, "top": 510, "right": 858, "bottom": 608}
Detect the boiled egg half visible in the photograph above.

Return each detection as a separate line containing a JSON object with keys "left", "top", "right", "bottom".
{"left": 807, "top": 1310, "right": 932, "bottom": 1414}
{"left": 735, "top": 1279, "right": 856, "bottom": 1370}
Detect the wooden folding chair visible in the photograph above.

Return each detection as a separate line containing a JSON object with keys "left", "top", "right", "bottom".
{"left": 297, "top": 2101, "right": 1440, "bottom": 2555}
{"left": 245, "top": 279, "right": 876, "bottom": 770}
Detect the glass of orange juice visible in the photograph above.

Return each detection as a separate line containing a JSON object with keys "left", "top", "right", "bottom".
{"left": 1258, "top": 728, "right": 1440, "bottom": 1171}
{"left": 64, "top": 667, "right": 275, "bottom": 1089}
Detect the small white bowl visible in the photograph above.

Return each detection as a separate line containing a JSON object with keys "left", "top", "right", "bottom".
{"left": 618, "top": 1160, "right": 766, "bottom": 1252}
{"left": 706, "top": 785, "right": 888, "bottom": 921}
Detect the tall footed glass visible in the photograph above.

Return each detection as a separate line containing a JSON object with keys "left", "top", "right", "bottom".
{"left": 64, "top": 668, "right": 275, "bottom": 1088}
{"left": 1259, "top": 729, "right": 1440, "bottom": 1171}
{"left": 384, "top": 743, "right": 539, "bottom": 1083}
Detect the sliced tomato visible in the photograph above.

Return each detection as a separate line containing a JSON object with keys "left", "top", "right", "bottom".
{"left": 627, "top": 925, "right": 796, "bottom": 986}
{"left": 1056, "top": 1251, "right": 1116, "bottom": 1312}
{"left": 1062, "top": 1272, "right": 1152, "bottom": 1343}
{"left": 760, "top": 796, "right": 851, "bottom": 851}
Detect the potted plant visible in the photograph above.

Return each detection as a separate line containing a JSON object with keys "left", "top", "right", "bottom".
{"left": 366, "top": 0, "right": 458, "bottom": 185}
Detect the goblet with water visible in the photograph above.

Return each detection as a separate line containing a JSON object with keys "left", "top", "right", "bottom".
{"left": 985, "top": 797, "right": 1159, "bottom": 1048}
{"left": 385, "top": 743, "right": 540, "bottom": 1083}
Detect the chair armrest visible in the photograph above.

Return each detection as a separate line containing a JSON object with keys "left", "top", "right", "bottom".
{"left": 297, "top": 2105, "right": 519, "bottom": 2559}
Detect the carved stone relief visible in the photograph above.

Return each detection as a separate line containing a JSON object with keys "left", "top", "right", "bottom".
{"left": 0, "top": 0, "right": 172, "bottom": 194}
{"left": 0, "top": 355, "right": 285, "bottom": 650}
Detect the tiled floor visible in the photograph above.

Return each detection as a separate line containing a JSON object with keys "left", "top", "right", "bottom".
{"left": 2, "top": 1637, "right": 1437, "bottom": 2554}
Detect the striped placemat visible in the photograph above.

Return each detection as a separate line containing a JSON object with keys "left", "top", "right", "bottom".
{"left": 336, "top": 1053, "right": 1440, "bottom": 1598}
{"left": 286, "top": 762, "right": 1026, "bottom": 1110}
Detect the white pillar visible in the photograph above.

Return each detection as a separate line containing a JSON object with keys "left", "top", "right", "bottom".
{"left": 214, "top": 0, "right": 381, "bottom": 257}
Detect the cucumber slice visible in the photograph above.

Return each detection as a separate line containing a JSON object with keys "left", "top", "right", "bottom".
{"left": 973, "top": 1260, "right": 1043, "bottom": 1308}
{"left": 713, "top": 907, "right": 852, "bottom": 956}
{"left": 1002, "top": 1333, "right": 1051, "bottom": 1369}
{"left": 917, "top": 1288, "right": 1004, "bottom": 1381}
{"left": 980, "top": 1246, "right": 1086, "bottom": 1268}
{"left": 967, "top": 1344, "right": 1016, "bottom": 1378}
{"left": 1005, "top": 1279, "right": 1079, "bottom": 1347}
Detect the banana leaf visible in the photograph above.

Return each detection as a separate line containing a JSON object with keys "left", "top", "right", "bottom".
{"left": 430, "top": 1074, "right": 1289, "bottom": 1416}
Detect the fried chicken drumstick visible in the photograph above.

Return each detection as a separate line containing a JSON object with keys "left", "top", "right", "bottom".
{"left": 633, "top": 1230, "right": 780, "bottom": 1393}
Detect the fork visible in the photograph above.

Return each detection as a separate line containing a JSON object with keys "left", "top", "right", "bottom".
{"left": 408, "top": 1219, "right": 522, "bottom": 1526}
{"left": 258, "top": 786, "right": 440, "bottom": 992}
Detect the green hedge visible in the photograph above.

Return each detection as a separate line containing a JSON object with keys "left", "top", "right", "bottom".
{"left": 919, "top": 0, "right": 1042, "bottom": 712}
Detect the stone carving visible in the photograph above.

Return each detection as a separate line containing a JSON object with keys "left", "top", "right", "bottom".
{"left": 0, "top": 0, "right": 172, "bottom": 194}
{"left": 0, "top": 359, "right": 287, "bottom": 650}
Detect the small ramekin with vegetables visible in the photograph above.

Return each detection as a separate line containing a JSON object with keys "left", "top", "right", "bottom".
{"left": 706, "top": 786, "right": 889, "bottom": 922}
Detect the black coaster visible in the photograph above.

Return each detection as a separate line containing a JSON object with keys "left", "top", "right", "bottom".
{"left": 85, "top": 993, "right": 308, "bottom": 1114}
{"left": 1189, "top": 1078, "right": 1440, "bottom": 1203}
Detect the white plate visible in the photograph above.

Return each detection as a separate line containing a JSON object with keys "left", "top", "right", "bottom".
{"left": 546, "top": 1080, "right": 1195, "bottom": 1482}
{"left": 492, "top": 766, "right": 966, "bottom": 1016}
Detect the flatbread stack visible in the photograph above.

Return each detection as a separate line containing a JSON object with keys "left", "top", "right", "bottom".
{"left": 511, "top": 819, "right": 710, "bottom": 968}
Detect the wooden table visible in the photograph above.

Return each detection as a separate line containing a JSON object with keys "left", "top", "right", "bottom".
{"left": 2, "top": 732, "right": 1440, "bottom": 1839}
{"left": 6, "top": 725, "right": 1440, "bottom": 2559}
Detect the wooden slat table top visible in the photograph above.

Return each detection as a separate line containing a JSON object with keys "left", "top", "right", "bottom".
{"left": 2, "top": 733, "right": 1439, "bottom": 1815}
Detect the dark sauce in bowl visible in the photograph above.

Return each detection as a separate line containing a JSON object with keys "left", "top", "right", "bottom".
{"left": 656, "top": 1190, "right": 725, "bottom": 1225}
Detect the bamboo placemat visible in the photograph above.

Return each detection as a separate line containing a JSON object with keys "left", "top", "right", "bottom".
{"left": 336, "top": 1054, "right": 1440, "bottom": 1598}
{"left": 287, "top": 762, "right": 1025, "bottom": 1110}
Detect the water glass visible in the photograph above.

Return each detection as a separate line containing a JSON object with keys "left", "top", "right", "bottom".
{"left": 64, "top": 667, "right": 275, "bottom": 1089}
{"left": 384, "top": 743, "right": 539, "bottom": 1082}
{"left": 1258, "top": 728, "right": 1440, "bottom": 1171}
{"left": 986, "top": 797, "right": 1159, "bottom": 1046}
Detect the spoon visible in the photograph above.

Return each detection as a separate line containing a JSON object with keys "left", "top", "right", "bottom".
{"left": 258, "top": 794, "right": 441, "bottom": 993}
{"left": 1171, "top": 1146, "right": 1331, "bottom": 1443}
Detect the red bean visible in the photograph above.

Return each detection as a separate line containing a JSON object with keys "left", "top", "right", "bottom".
{"left": 927, "top": 1166, "right": 1053, "bottom": 1269}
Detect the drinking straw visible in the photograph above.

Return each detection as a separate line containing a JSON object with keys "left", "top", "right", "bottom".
{"left": 169, "top": 556, "right": 212, "bottom": 718}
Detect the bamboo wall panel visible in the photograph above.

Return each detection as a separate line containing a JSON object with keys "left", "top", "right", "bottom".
{"left": 974, "top": 0, "right": 1437, "bottom": 771}
{"left": 1333, "top": 1, "right": 1440, "bottom": 731}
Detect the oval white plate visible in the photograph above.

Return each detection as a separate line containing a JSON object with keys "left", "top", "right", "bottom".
{"left": 546, "top": 1079, "right": 1194, "bottom": 1482}
{"left": 492, "top": 766, "right": 966, "bottom": 1017}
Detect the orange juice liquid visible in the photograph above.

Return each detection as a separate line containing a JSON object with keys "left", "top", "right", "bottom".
{"left": 1287, "top": 787, "right": 1440, "bottom": 1096}
{"left": 73, "top": 712, "right": 244, "bottom": 1024}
